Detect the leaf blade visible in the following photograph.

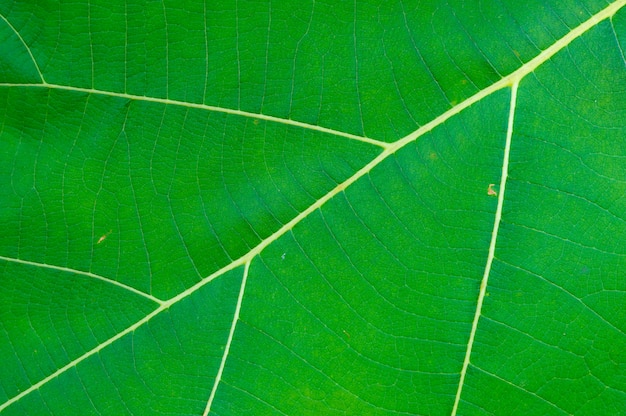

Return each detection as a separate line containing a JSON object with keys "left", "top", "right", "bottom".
{"left": 1, "top": 1, "right": 626, "bottom": 415}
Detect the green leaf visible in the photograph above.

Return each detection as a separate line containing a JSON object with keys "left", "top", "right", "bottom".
{"left": 1, "top": 1, "right": 626, "bottom": 414}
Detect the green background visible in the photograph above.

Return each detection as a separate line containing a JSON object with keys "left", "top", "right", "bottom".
{"left": 1, "top": 0, "right": 625, "bottom": 414}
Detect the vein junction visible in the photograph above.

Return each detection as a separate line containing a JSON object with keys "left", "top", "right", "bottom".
{"left": 1, "top": 0, "right": 625, "bottom": 411}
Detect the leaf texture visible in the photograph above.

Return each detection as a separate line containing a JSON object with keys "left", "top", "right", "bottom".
{"left": 1, "top": 1, "right": 626, "bottom": 415}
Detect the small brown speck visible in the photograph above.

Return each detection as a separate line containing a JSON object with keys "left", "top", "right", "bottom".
{"left": 97, "top": 230, "right": 112, "bottom": 244}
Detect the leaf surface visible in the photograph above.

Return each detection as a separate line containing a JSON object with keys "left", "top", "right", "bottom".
{"left": 1, "top": 1, "right": 626, "bottom": 415}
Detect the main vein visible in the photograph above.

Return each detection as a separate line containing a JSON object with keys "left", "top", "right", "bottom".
{"left": 450, "top": 80, "right": 518, "bottom": 416}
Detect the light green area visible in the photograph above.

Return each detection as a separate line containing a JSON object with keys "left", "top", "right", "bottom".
{"left": 1, "top": 1, "right": 625, "bottom": 415}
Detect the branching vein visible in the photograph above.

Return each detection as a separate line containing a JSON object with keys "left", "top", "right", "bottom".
{"left": 0, "top": 255, "right": 162, "bottom": 304}
{"left": 0, "top": 13, "right": 45, "bottom": 83}
{"left": 203, "top": 261, "right": 250, "bottom": 415}
{"left": 450, "top": 80, "right": 518, "bottom": 416}
{"left": 0, "top": 82, "right": 388, "bottom": 149}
